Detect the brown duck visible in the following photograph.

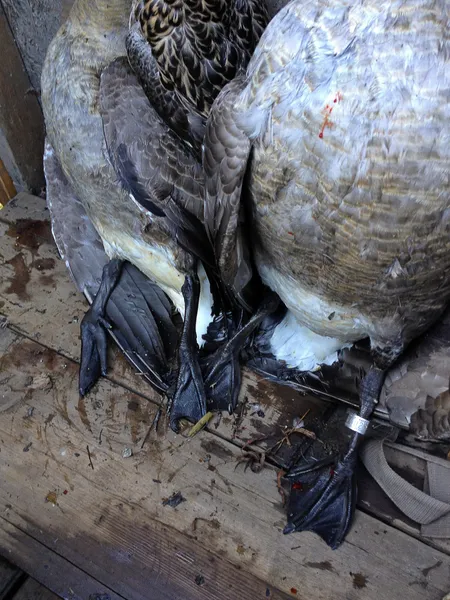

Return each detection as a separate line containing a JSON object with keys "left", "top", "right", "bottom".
{"left": 126, "top": 0, "right": 269, "bottom": 156}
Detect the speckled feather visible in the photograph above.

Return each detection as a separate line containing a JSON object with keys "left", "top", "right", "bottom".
{"left": 126, "top": 22, "right": 205, "bottom": 156}
{"left": 136, "top": 0, "right": 269, "bottom": 118}
{"left": 205, "top": 0, "right": 450, "bottom": 365}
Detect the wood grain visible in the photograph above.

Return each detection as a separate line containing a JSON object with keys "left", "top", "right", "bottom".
{"left": 12, "top": 577, "right": 62, "bottom": 600}
{"left": 0, "top": 194, "right": 325, "bottom": 453}
{"left": 1, "top": 194, "right": 449, "bottom": 552}
{"left": 0, "top": 7, "right": 45, "bottom": 192}
{"left": 1, "top": 331, "right": 450, "bottom": 599}
{"left": 0, "top": 554, "right": 26, "bottom": 599}
{"left": 1, "top": 518, "right": 123, "bottom": 600}
{"left": 2, "top": 193, "right": 450, "bottom": 599}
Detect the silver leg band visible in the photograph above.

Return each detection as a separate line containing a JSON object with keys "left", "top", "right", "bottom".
{"left": 345, "top": 412, "right": 370, "bottom": 435}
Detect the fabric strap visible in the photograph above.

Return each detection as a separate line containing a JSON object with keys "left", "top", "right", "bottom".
{"left": 360, "top": 439, "right": 450, "bottom": 537}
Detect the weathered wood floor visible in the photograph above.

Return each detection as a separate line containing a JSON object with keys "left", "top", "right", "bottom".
{"left": 1, "top": 194, "right": 450, "bottom": 599}
{"left": 0, "top": 554, "right": 58, "bottom": 600}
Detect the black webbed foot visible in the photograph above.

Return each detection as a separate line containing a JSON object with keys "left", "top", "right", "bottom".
{"left": 79, "top": 258, "right": 123, "bottom": 396}
{"left": 204, "top": 292, "right": 280, "bottom": 413}
{"left": 283, "top": 453, "right": 357, "bottom": 549}
{"left": 169, "top": 270, "right": 207, "bottom": 432}
{"left": 283, "top": 367, "right": 386, "bottom": 549}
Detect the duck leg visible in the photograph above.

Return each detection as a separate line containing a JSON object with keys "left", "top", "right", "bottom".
{"left": 283, "top": 367, "right": 385, "bottom": 549}
{"left": 204, "top": 292, "right": 280, "bottom": 413}
{"left": 169, "top": 270, "right": 207, "bottom": 432}
{"left": 79, "top": 258, "right": 123, "bottom": 395}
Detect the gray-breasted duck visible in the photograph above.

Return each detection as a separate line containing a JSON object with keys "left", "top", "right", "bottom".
{"left": 41, "top": 0, "right": 274, "bottom": 431}
{"left": 204, "top": 0, "right": 450, "bottom": 547}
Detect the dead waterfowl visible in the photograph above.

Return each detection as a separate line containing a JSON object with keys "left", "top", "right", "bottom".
{"left": 41, "top": 0, "right": 273, "bottom": 430}
{"left": 126, "top": 0, "right": 269, "bottom": 163}
{"left": 41, "top": 0, "right": 221, "bottom": 430}
{"left": 134, "top": 0, "right": 268, "bottom": 115}
{"left": 204, "top": 0, "right": 450, "bottom": 547}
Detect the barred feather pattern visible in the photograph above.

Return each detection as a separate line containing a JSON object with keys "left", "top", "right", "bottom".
{"left": 138, "top": 0, "right": 269, "bottom": 116}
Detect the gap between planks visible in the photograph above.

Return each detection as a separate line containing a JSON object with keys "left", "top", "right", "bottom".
{"left": 4, "top": 318, "right": 450, "bottom": 557}
{"left": 2, "top": 194, "right": 450, "bottom": 557}
{"left": 1, "top": 330, "right": 450, "bottom": 599}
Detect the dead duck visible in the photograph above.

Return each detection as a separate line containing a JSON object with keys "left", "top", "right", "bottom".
{"left": 41, "top": 0, "right": 221, "bottom": 431}
{"left": 105, "top": 0, "right": 275, "bottom": 412}
{"left": 41, "top": 0, "right": 275, "bottom": 430}
{"left": 125, "top": 0, "right": 269, "bottom": 159}
{"left": 204, "top": 0, "right": 450, "bottom": 547}
{"left": 132, "top": 0, "right": 268, "bottom": 115}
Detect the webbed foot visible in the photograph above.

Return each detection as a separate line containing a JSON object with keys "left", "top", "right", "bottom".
{"left": 283, "top": 367, "right": 386, "bottom": 549}
{"left": 169, "top": 271, "right": 208, "bottom": 432}
{"left": 204, "top": 292, "right": 280, "bottom": 413}
{"left": 79, "top": 259, "right": 123, "bottom": 395}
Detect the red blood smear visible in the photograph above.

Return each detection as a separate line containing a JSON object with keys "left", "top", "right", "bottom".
{"left": 292, "top": 482, "right": 303, "bottom": 491}
{"left": 329, "top": 468, "right": 335, "bottom": 477}
{"left": 319, "top": 132, "right": 324, "bottom": 138}
{"left": 334, "top": 98, "right": 337, "bottom": 103}
{"left": 288, "top": 231, "right": 294, "bottom": 235}
{"left": 291, "top": 588, "right": 298, "bottom": 595}
{"left": 63, "top": 490, "right": 68, "bottom": 495}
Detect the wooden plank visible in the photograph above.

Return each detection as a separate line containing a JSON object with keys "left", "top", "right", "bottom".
{"left": 0, "top": 555, "right": 26, "bottom": 599}
{"left": 1, "top": 520, "right": 123, "bottom": 600}
{"left": 0, "top": 192, "right": 446, "bottom": 556}
{"left": 0, "top": 194, "right": 329, "bottom": 451}
{"left": 0, "top": 157, "right": 16, "bottom": 208}
{"left": 0, "top": 6, "right": 45, "bottom": 192}
{"left": 1, "top": 332, "right": 449, "bottom": 600}
{"left": 13, "top": 577, "right": 62, "bottom": 600}
{"left": 0, "top": 194, "right": 167, "bottom": 400}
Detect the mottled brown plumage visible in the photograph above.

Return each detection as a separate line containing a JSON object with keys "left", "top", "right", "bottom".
{"left": 136, "top": 0, "right": 269, "bottom": 118}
